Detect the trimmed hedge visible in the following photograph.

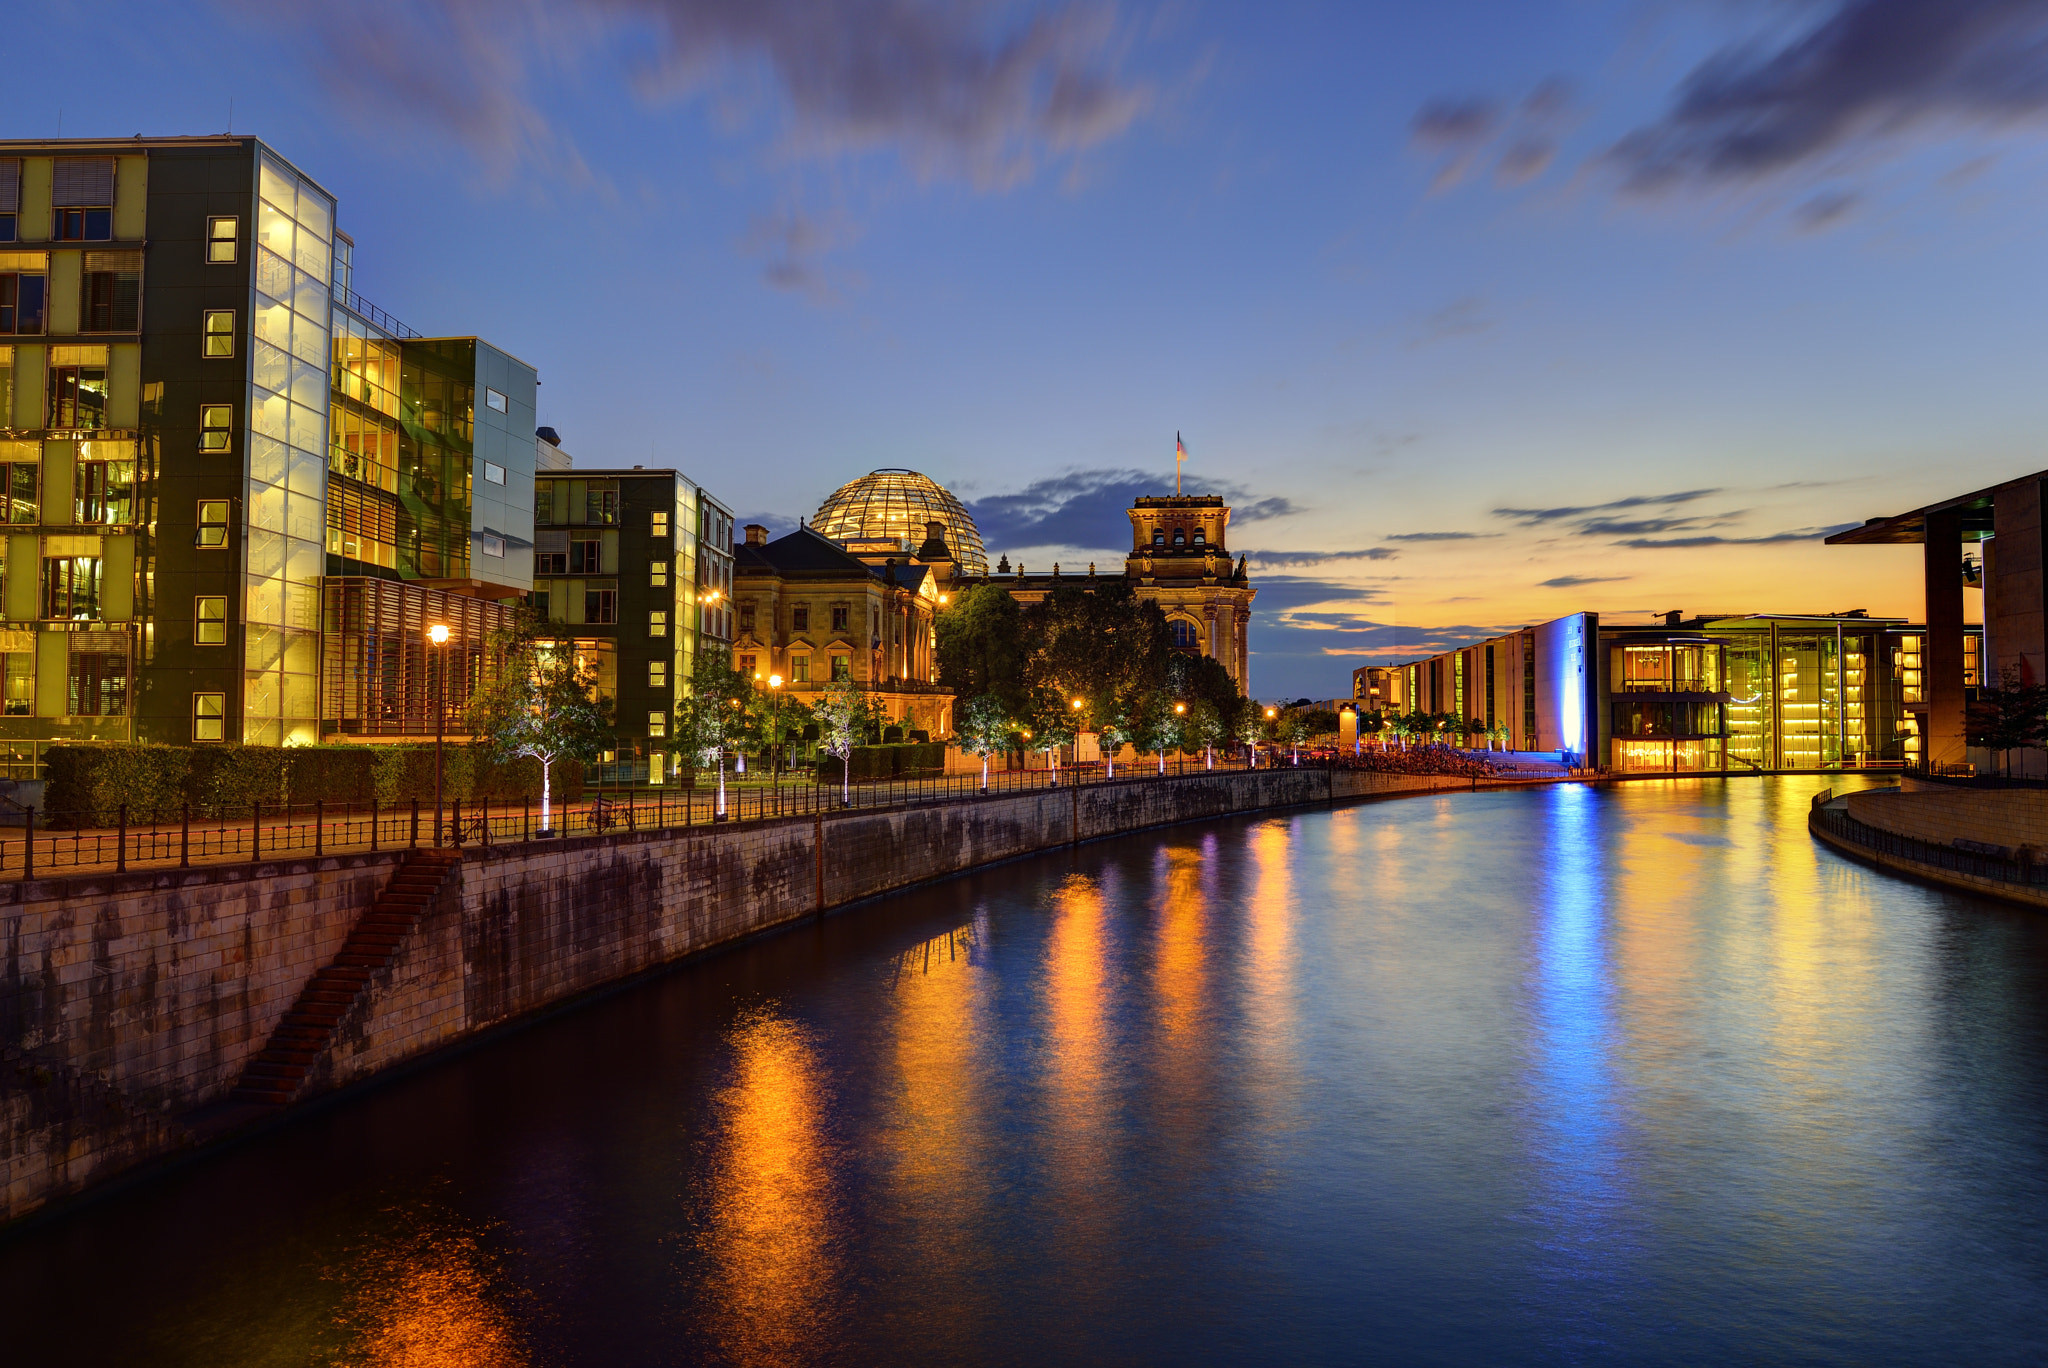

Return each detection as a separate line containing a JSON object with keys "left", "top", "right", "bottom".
{"left": 815, "top": 741, "right": 946, "bottom": 784}
{"left": 42, "top": 744, "right": 585, "bottom": 827}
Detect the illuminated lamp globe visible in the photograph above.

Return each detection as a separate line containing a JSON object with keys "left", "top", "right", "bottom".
{"left": 812, "top": 469, "right": 989, "bottom": 576}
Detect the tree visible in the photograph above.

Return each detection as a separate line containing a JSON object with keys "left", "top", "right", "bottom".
{"left": 750, "top": 679, "right": 808, "bottom": 782}
{"left": 464, "top": 616, "right": 614, "bottom": 835}
{"left": 1967, "top": 665, "right": 2048, "bottom": 777}
{"left": 957, "top": 693, "right": 1013, "bottom": 793}
{"left": 675, "top": 644, "right": 751, "bottom": 819}
{"left": 1181, "top": 697, "right": 1226, "bottom": 769}
{"left": 1021, "top": 683, "right": 1080, "bottom": 785}
{"left": 935, "top": 582, "right": 1032, "bottom": 718}
{"left": 812, "top": 677, "right": 881, "bottom": 806}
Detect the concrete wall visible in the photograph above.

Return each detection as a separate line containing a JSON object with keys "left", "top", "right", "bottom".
{"left": 3, "top": 767, "right": 1481, "bottom": 1223}
{"left": 1843, "top": 786, "right": 2048, "bottom": 854}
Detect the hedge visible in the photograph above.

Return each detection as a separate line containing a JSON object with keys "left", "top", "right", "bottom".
{"left": 42, "top": 744, "right": 585, "bottom": 827}
{"left": 815, "top": 741, "right": 946, "bottom": 785}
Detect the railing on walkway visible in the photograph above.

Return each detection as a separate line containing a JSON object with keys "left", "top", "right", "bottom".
{"left": 1811, "top": 790, "right": 2048, "bottom": 887}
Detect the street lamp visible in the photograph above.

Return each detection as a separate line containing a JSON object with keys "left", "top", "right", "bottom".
{"left": 1174, "top": 701, "right": 1186, "bottom": 776}
{"left": 1264, "top": 705, "right": 1276, "bottom": 769}
{"left": 428, "top": 623, "right": 450, "bottom": 844}
{"left": 768, "top": 673, "right": 784, "bottom": 814}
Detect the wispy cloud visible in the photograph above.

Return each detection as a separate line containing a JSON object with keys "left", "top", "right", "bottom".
{"left": 969, "top": 467, "right": 1295, "bottom": 552}
{"left": 1615, "top": 523, "right": 1863, "bottom": 548}
{"left": 1538, "top": 574, "right": 1631, "bottom": 588}
{"left": 1608, "top": 0, "right": 2048, "bottom": 194}
{"left": 1244, "top": 548, "right": 1398, "bottom": 568}
{"left": 1493, "top": 490, "right": 1721, "bottom": 525}
{"left": 1384, "top": 531, "right": 1500, "bottom": 542}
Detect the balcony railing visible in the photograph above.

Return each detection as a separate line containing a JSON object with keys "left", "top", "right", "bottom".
{"left": 334, "top": 286, "right": 421, "bottom": 340}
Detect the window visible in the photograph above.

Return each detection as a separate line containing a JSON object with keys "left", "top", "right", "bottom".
{"left": 534, "top": 483, "right": 553, "bottom": 524}
{"left": 831, "top": 605, "right": 849, "bottom": 632}
{"left": 1153, "top": 529, "right": 1165, "bottom": 546}
{"left": 585, "top": 588, "right": 616, "bottom": 624}
{"left": 648, "top": 710, "right": 668, "bottom": 738}
{"left": 483, "top": 461, "right": 505, "bottom": 485}
{"left": 739, "top": 605, "right": 755, "bottom": 633}
{"left": 196, "top": 499, "right": 230, "bottom": 548}
{"left": 481, "top": 533, "right": 504, "bottom": 557}
{"left": 68, "top": 652, "right": 127, "bottom": 716}
{"left": 651, "top": 510, "right": 669, "bottom": 538}
{"left": 649, "top": 610, "right": 668, "bottom": 638}
{"left": 792, "top": 606, "right": 809, "bottom": 632}
{"left": 485, "top": 387, "right": 508, "bottom": 413}
{"left": 0, "top": 463, "right": 34, "bottom": 522}
{"left": 738, "top": 653, "right": 756, "bottom": 675}
{"left": 1173, "top": 529, "right": 1186, "bottom": 546}
{"left": 47, "top": 348, "right": 108, "bottom": 429}
{"left": 52, "top": 159, "right": 115, "bottom": 243}
{"left": 791, "top": 655, "right": 810, "bottom": 683}
{"left": 536, "top": 550, "right": 566, "bottom": 574}
{"left": 75, "top": 456, "right": 134, "bottom": 524}
{"left": 195, "top": 596, "right": 227, "bottom": 645}
{"left": 82, "top": 253, "right": 141, "bottom": 332}
{"left": 55, "top": 209, "right": 113, "bottom": 242}
{"left": 0, "top": 253, "right": 49, "bottom": 335}
{"left": 2, "top": 652, "right": 30, "bottom": 715}
{"left": 203, "top": 309, "right": 235, "bottom": 357}
{"left": 0, "top": 159, "right": 16, "bottom": 243}
{"left": 1170, "top": 619, "right": 1200, "bottom": 649}
{"left": 1193, "top": 529, "right": 1205, "bottom": 545}
{"left": 207, "top": 216, "right": 238, "bottom": 264}
{"left": 200, "top": 405, "right": 233, "bottom": 453}
{"left": 43, "top": 557, "right": 101, "bottom": 619}
{"left": 588, "top": 489, "right": 618, "bottom": 525}
{"left": 649, "top": 660, "right": 669, "bottom": 688}
{"left": 193, "top": 692, "right": 226, "bottom": 742}
{"left": 650, "top": 560, "right": 668, "bottom": 587}
{"left": 831, "top": 655, "right": 850, "bottom": 682}
{"left": 531, "top": 590, "right": 551, "bottom": 619}
{"left": 570, "top": 539, "right": 601, "bottom": 574}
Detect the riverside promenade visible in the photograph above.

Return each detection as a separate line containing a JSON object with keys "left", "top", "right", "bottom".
{"left": 1810, "top": 783, "right": 2048, "bottom": 909}
{"left": 3, "top": 761, "right": 1554, "bottom": 1226}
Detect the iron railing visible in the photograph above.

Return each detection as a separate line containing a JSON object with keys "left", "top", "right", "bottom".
{"left": 1811, "top": 791, "right": 2047, "bottom": 887}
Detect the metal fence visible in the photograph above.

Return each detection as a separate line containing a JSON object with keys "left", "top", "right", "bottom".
{"left": 1811, "top": 791, "right": 2047, "bottom": 887}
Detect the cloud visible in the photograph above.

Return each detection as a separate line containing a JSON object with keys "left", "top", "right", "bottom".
{"left": 1496, "top": 138, "right": 1556, "bottom": 185}
{"left": 1615, "top": 522, "right": 1863, "bottom": 547}
{"left": 1538, "top": 574, "right": 1631, "bottom": 588}
{"left": 1408, "top": 296, "right": 1493, "bottom": 348}
{"left": 1794, "top": 188, "right": 1861, "bottom": 230}
{"left": 1608, "top": 0, "right": 2048, "bottom": 193}
{"left": 746, "top": 206, "right": 859, "bottom": 297}
{"left": 968, "top": 467, "right": 1294, "bottom": 552}
{"left": 1412, "top": 77, "right": 1573, "bottom": 190}
{"left": 1493, "top": 489, "right": 1722, "bottom": 525}
{"left": 1573, "top": 515, "right": 1732, "bottom": 537}
{"left": 1411, "top": 97, "right": 1501, "bottom": 148}
{"left": 1383, "top": 531, "right": 1500, "bottom": 542}
{"left": 1241, "top": 574, "right": 1389, "bottom": 613}
{"left": 279, "top": 0, "right": 1151, "bottom": 189}
{"left": 1243, "top": 548, "right": 1399, "bottom": 568}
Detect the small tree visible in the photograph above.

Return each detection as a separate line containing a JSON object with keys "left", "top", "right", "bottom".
{"left": 957, "top": 693, "right": 1012, "bottom": 793}
{"left": 464, "top": 621, "right": 614, "bottom": 835}
{"left": 813, "top": 677, "right": 880, "bottom": 807}
{"left": 1182, "top": 697, "right": 1226, "bottom": 770}
{"left": 675, "top": 644, "right": 751, "bottom": 819}
{"left": 1024, "top": 685, "right": 1080, "bottom": 786}
{"left": 1967, "top": 665, "right": 2048, "bottom": 777}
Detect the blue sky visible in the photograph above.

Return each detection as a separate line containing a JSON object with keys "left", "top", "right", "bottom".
{"left": 19, "top": 0, "right": 2048, "bottom": 698}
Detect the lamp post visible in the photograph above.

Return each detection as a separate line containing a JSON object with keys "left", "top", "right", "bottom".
{"left": 1173, "top": 701, "right": 1186, "bottom": 776}
{"left": 768, "top": 673, "right": 784, "bottom": 815}
{"left": 1264, "top": 706, "right": 1276, "bottom": 769}
{"left": 428, "top": 623, "right": 450, "bottom": 845}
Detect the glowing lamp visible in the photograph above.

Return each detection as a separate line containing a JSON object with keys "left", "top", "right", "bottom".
{"left": 427, "top": 624, "right": 449, "bottom": 645}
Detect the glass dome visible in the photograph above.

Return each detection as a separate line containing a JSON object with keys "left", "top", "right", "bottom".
{"left": 812, "top": 469, "right": 989, "bottom": 576}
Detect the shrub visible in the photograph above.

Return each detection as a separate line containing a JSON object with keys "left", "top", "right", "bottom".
{"left": 814, "top": 742, "right": 946, "bottom": 784}
{"left": 43, "top": 745, "right": 190, "bottom": 827}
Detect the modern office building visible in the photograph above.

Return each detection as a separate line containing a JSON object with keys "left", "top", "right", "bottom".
{"left": 0, "top": 134, "right": 537, "bottom": 768}
{"left": 529, "top": 460, "right": 735, "bottom": 784}
{"left": 1379, "top": 610, "right": 1975, "bottom": 773}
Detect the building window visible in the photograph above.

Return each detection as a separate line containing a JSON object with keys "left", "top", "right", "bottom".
{"left": 207, "top": 216, "right": 238, "bottom": 264}
{"left": 536, "top": 550, "right": 566, "bottom": 574}
{"left": 195, "top": 596, "right": 227, "bottom": 644}
{"left": 649, "top": 610, "right": 668, "bottom": 638}
{"left": 0, "top": 259, "right": 49, "bottom": 335}
{"left": 831, "top": 606, "right": 849, "bottom": 632}
{"left": 1170, "top": 619, "right": 1200, "bottom": 649}
{"left": 483, "top": 461, "right": 505, "bottom": 485}
{"left": 3, "top": 652, "right": 31, "bottom": 715}
{"left": 485, "top": 387, "right": 508, "bottom": 413}
{"left": 532, "top": 590, "right": 551, "bottom": 619}
{"left": 481, "top": 533, "right": 504, "bottom": 557}
{"left": 570, "top": 538, "right": 601, "bottom": 574}
{"left": 43, "top": 557, "right": 102, "bottom": 619}
{"left": 193, "top": 692, "right": 225, "bottom": 742}
{"left": 534, "top": 483, "right": 553, "bottom": 524}
{"left": 652, "top": 510, "right": 669, "bottom": 538}
{"left": 1193, "top": 529, "right": 1205, "bottom": 545}
{"left": 55, "top": 207, "right": 113, "bottom": 242}
{"left": 648, "top": 710, "right": 668, "bottom": 739}
{"left": 739, "top": 605, "right": 755, "bottom": 634}
{"left": 203, "top": 309, "right": 235, "bottom": 357}
{"left": 75, "top": 456, "right": 134, "bottom": 524}
{"left": 585, "top": 589, "right": 616, "bottom": 624}
{"left": 831, "top": 654, "right": 850, "bottom": 682}
{"left": 791, "top": 655, "right": 810, "bottom": 683}
{"left": 0, "top": 159, "right": 15, "bottom": 244}
{"left": 1153, "top": 529, "right": 1165, "bottom": 545}
{"left": 650, "top": 560, "right": 668, "bottom": 587}
{"left": 68, "top": 652, "right": 126, "bottom": 716}
{"left": 738, "top": 653, "right": 757, "bottom": 676}
{"left": 196, "top": 499, "right": 230, "bottom": 547}
{"left": 53, "top": 159, "right": 116, "bottom": 242}
{"left": 588, "top": 488, "right": 618, "bottom": 525}
{"left": 649, "top": 660, "right": 669, "bottom": 688}
{"left": 82, "top": 254, "right": 141, "bottom": 332}
{"left": 48, "top": 363, "right": 108, "bottom": 429}
{"left": 1173, "top": 529, "right": 1186, "bottom": 546}
{"left": 792, "top": 606, "right": 809, "bottom": 631}
{"left": 1, "top": 463, "right": 35, "bottom": 522}
{"left": 200, "top": 405, "right": 233, "bottom": 453}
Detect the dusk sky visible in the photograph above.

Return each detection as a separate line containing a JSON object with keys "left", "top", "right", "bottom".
{"left": 21, "top": 0, "right": 2048, "bottom": 698}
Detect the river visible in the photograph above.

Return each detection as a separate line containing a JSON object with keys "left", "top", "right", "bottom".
{"left": 5, "top": 776, "right": 2047, "bottom": 1365}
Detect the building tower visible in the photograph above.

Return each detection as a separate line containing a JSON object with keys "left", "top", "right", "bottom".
{"left": 1125, "top": 494, "right": 1254, "bottom": 692}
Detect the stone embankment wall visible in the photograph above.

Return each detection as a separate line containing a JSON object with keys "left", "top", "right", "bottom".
{"left": 3, "top": 767, "right": 1487, "bottom": 1222}
{"left": 1842, "top": 786, "right": 2048, "bottom": 853}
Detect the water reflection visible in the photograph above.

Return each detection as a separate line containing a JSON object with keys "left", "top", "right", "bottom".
{"left": 326, "top": 1199, "right": 530, "bottom": 1368}
{"left": 697, "top": 1006, "right": 841, "bottom": 1365}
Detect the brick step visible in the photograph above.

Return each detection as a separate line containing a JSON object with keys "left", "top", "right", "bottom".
{"left": 243, "top": 1061, "right": 308, "bottom": 1082}
{"left": 282, "top": 1010, "right": 346, "bottom": 1028}
{"left": 333, "top": 953, "right": 393, "bottom": 969}
{"left": 257, "top": 1047, "right": 322, "bottom": 1067}
{"left": 232, "top": 1087, "right": 296, "bottom": 1105}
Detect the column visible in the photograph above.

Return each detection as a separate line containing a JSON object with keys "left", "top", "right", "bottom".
{"left": 1923, "top": 509, "right": 1967, "bottom": 771}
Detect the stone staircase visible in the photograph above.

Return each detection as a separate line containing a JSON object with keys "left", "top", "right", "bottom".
{"left": 229, "top": 848, "right": 464, "bottom": 1107}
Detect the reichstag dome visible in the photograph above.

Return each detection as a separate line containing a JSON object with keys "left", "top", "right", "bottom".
{"left": 813, "top": 469, "right": 990, "bottom": 576}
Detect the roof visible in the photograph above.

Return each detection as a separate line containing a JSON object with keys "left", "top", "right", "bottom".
{"left": 1822, "top": 471, "right": 2041, "bottom": 546}
{"left": 735, "top": 525, "right": 929, "bottom": 588}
